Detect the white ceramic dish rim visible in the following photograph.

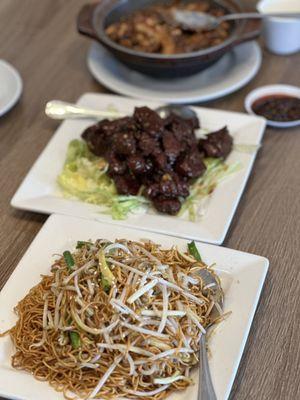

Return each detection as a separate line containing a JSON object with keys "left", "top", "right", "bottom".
{"left": 257, "top": 0, "right": 300, "bottom": 21}
{"left": 87, "top": 41, "right": 262, "bottom": 104}
{"left": 10, "top": 93, "right": 266, "bottom": 246}
{"left": 244, "top": 84, "right": 300, "bottom": 128}
{"left": 0, "top": 213, "right": 269, "bottom": 400}
{"left": 0, "top": 59, "right": 23, "bottom": 117}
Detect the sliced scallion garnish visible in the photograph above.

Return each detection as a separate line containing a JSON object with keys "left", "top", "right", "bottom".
{"left": 76, "top": 241, "right": 92, "bottom": 249}
{"left": 69, "top": 331, "right": 81, "bottom": 349}
{"left": 188, "top": 241, "right": 202, "bottom": 261}
{"left": 63, "top": 250, "right": 75, "bottom": 271}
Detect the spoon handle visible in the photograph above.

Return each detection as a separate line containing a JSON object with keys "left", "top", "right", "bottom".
{"left": 221, "top": 12, "right": 300, "bottom": 22}
{"left": 45, "top": 100, "right": 124, "bottom": 120}
{"left": 198, "top": 334, "right": 217, "bottom": 400}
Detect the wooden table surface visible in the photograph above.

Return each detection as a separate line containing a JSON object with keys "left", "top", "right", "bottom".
{"left": 0, "top": 1, "right": 299, "bottom": 399}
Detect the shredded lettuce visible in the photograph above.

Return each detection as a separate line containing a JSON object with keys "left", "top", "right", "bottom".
{"left": 234, "top": 144, "right": 261, "bottom": 154}
{"left": 58, "top": 140, "right": 240, "bottom": 221}
{"left": 179, "top": 158, "right": 241, "bottom": 221}
{"left": 57, "top": 140, "right": 148, "bottom": 219}
{"left": 109, "top": 195, "right": 149, "bottom": 220}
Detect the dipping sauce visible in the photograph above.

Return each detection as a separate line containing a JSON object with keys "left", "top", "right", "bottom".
{"left": 251, "top": 95, "right": 300, "bottom": 122}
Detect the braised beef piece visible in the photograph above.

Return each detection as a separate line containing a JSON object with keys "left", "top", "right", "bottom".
{"left": 81, "top": 106, "right": 233, "bottom": 215}
{"left": 138, "top": 132, "right": 159, "bottom": 156}
{"left": 82, "top": 122, "right": 110, "bottom": 157}
{"left": 152, "top": 197, "right": 182, "bottom": 215}
{"left": 162, "top": 131, "right": 182, "bottom": 163}
{"left": 127, "top": 155, "right": 153, "bottom": 175}
{"left": 199, "top": 126, "right": 233, "bottom": 159}
{"left": 103, "top": 117, "right": 135, "bottom": 132}
{"left": 113, "top": 174, "right": 140, "bottom": 196}
{"left": 185, "top": 114, "right": 200, "bottom": 130}
{"left": 146, "top": 173, "right": 189, "bottom": 200}
{"left": 82, "top": 117, "right": 135, "bottom": 157}
{"left": 175, "top": 151, "right": 206, "bottom": 179}
{"left": 107, "top": 152, "right": 127, "bottom": 176}
{"left": 134, "top": 107, "right": 164, "bottom": 137}
{"left": 165, "top": 112, "right": 200, "bottom": 130}
{"left": 164, "top": 114, "right": 198, "bottom": 150}
{"left": 151, "top": 149, "right": 169, "bottom": 171}
{"left": 113, "top": 131, "right": 137, "bottom": 156}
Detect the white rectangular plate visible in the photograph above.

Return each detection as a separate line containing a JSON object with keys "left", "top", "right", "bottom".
{"left": 0, "top": 214, "right": 269, "bottom": 400}
{"left": 11, "top": 93, "right": 266, "bottom": 245}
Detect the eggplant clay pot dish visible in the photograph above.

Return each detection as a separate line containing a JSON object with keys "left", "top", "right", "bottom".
{"left": 77, "top": 0, "right": 261, "bottom": 78}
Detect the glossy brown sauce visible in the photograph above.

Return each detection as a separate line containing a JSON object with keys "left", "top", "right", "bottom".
{"left": 252, "top": 94, "right": 300, "bottom": 122}
{"left": 105, "top": 1, "right": 232, "bottom": 55}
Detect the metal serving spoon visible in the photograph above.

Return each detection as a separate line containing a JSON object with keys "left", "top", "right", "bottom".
{"left": 196, "top": 268, "right": 224, "bottom": 400}
{"left": 45, "top": 100, "right": 198, "bottom": 122}
{"left": 45, "top": 100, "right": 124, "bottom": 120}
{"left": 171, "top": 10, "right": 300, "bottom": 31}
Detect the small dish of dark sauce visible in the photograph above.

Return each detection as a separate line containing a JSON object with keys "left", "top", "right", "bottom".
{"left": 251, "top": 94, "right": 300, "bottom": 122}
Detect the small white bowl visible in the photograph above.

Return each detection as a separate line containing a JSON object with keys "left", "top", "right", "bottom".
{"left": 0, "top": 59, "right": 23, "bottom": 117}
{"left": 245, "top": 84, "right": 300, "bottom": 128}
{"left": 257, "top": 0, "right": 300, "bottom": 55}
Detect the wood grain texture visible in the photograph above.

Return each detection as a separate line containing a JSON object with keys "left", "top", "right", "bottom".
{"left": 0, "top": 1, "right": 299, "bottom": 399}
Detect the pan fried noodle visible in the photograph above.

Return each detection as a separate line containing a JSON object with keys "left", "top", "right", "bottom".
{"left": 4, "top": 240, "right": 224, "bottom": 400}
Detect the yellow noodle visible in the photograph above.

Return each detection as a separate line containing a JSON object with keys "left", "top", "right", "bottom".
{"left": 1, "top": 239, "right": 223, "bottom": 400}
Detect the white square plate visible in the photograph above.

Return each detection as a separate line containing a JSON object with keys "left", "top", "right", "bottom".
{"left": 0, "top": 214, "right": 269, "bottom": 400}
{"left": 11, "top": 93, "right": 266, "bottom": 245}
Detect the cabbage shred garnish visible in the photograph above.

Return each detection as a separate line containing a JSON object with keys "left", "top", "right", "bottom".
{"left": 179, "top": 158, "right": 241, "bottom": 221}
{"left": 57, "top": 140, "right": 148, "bottom": 219}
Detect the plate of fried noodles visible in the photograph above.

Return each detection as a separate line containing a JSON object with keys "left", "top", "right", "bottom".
{"left": 0, "top": 214, "right": 268, "bottom": 400}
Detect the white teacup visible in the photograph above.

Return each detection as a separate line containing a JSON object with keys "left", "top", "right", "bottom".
{"left": 257, "top": 0, "right": 300, "bottom": 55}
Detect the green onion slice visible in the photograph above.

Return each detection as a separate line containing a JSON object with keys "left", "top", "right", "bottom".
{"left": 63, "top": 250, "right": 75, "bottom": 270}
{"left": 188, "top": 241, "right": 202, "bottom": 261}
{"left": 76, "top": 241, "right": 92, "bottom": 249}
{"left": 69, "top": 331, "right": 81, "bottom": 349}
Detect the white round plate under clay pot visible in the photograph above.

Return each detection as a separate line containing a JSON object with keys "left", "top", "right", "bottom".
{"left": 88, "top": 41, "right": 262, "bottom": 104}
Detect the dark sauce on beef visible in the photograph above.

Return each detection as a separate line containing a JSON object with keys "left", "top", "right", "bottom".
{"left": 82, "top": 107, "right": 233, "bottom": 215}
{"left": 252, "top": 95, "right": 300, "bottom": 122}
